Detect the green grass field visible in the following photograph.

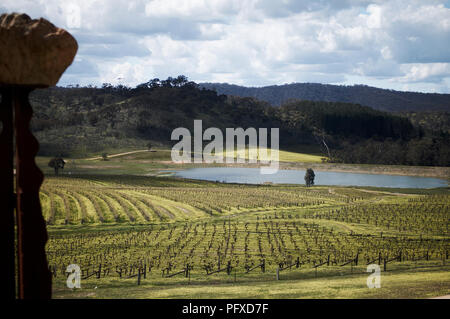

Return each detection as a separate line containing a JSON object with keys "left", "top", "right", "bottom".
{"left": 38, "top": 149, "right": 450, "bottom": 299}
{"left": 216, "top": 148, "right": 326, "bottom": 163}
{"left": 52, "top": 264, "right": 450, "bottom": 299}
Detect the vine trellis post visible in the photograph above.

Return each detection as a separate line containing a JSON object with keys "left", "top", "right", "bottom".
{"left": 0, "top": 12, "right": 77, "bottom": 299}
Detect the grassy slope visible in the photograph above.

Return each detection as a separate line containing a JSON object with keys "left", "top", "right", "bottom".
{"left": 37, "top": 147, "right": 450, "bottom": 179}
{"left": 216, "top": 148, "right": 325, "bottom": 163}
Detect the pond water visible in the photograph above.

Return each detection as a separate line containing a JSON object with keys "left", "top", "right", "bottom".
{"left": 173, "top": 167, "right": 448, "bottom": 189}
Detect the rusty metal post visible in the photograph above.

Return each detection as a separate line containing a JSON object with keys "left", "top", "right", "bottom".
{"left": 13, "top": 87, "right": 52, "bottom": 299}
{"left": 0, "top": 88, "right": 16, "bottom": 299}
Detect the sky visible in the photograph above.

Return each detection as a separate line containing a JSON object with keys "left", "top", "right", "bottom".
{"left": 2, "top": 0, "right": 450, "bottom": 93}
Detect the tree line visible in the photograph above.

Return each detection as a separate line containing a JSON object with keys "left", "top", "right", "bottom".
{"left": 28, "top": 76, "right": 450, "bottom": 166}
{"left": 200, "top": 82, "right": 450, "bottom": 112}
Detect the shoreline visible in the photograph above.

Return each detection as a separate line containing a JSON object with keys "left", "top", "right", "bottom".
{"left": 279, "top": 162, "right": 450, "bottom": 180}
{"left": 156, "top": 161, "right": 450, "bottom": 180}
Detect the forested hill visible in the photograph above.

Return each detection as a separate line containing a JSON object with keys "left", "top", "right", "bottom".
{"left": 199, "top": 82, "right": 450, "bottom": 112}
{"left": 29, "top": 76, "right": 449, "bottom": 166}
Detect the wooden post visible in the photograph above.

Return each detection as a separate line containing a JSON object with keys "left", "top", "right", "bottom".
{"left": 0, "top": 88, "right": 16, "bottom": 299}
{"left": 97, "top": 264, "right": 102, "bottom": 279}
{"left": 14, "top": 87, "right": 52, "bottom": 299}
{"left": 137, "top": 269, "right": 141, "bottom": 285}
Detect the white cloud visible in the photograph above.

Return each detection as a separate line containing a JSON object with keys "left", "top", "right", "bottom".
{"left": 98, "top": 60, "right": 155, "bottom": 86}
{"left": 365, "top": 4, "right": 382, "bottom": 29}
{"left": 397, "top": 63, "right": 450, "bottom": 82}
{"left": 0, "top": 0, "right": 449, "bottom": 92}
{"left": 144, "top": 0, "right": 241, "bottom": 21}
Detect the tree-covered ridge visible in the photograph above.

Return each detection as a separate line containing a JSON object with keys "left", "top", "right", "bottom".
{"left": 28, "top": 76, "right": 449, "bottom": 166}
{"left": 279, "top": 100, "right": 416, "bottom": 140}
{"left": 200, "top": 82, "right": 450, "bottom": 112}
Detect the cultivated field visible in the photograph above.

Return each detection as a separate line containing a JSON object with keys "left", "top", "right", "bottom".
{"left": 40, "top": 152, "right": 450, "bottom": 298}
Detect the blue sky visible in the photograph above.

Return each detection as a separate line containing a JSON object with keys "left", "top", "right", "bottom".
{"left": 2, "top": 0, "right": 450, "bottom": 93}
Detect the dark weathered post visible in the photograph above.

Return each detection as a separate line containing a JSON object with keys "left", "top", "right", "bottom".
{"left": 97, "top": 264, "right": 102, "bottom": 279}
{"left": 137, "top": 269, "right": 141, "bottom": 285}
{"left": 14, "top": 86, "right": 52, "bottom": 299}
{"left": 0, "top": 13, "right": 77, "bottom": 299}
{"left": 0, "top": 88, "right": 15, "bottom": 299}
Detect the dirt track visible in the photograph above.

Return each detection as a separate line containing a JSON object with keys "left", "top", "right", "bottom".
{"left": 85, "top": 149, "right": 148, "bottom": 160}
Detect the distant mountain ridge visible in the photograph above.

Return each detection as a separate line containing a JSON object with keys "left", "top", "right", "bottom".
{"left": 199, "top": 82, "right": 450, "bottom": 112}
